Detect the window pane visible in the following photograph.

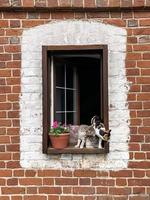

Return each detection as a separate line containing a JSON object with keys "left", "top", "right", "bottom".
{"left": 56, "top": 88, "right": 65, "bottom": 111}
{"left": 66, "top": 65, "right": 73, "bottom": 88}
{"left": 67, "top": 113, "right": 73, "bottom": 124}
{"left": 56, "top": 63, "right": 65, "bottom": 87}
{"left": 55, "top": 113, "right": 65, "bottom": 124}
{"left": 66, "top": 90, "right": 74, "bottom": 111}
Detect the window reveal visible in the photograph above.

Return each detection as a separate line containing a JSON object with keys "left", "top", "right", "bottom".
{"left": 42, "top": 45, "right": 109, "bottom": 154}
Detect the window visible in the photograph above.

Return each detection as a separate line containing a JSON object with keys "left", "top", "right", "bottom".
{"left": 42, "top": 45, "right": 109, "bottom": 154}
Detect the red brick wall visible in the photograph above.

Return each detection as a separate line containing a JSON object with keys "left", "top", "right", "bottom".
{"left": 0, "top": 1, "right": 150, "bottom": 199}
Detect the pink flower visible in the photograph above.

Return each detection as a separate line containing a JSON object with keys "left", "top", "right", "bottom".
{"left": 53, "top": 121, "right": 58, "bottom": 128}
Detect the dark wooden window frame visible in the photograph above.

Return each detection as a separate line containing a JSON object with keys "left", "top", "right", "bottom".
{"left": 42, "top": 45, "right": 109, "bottom": 154}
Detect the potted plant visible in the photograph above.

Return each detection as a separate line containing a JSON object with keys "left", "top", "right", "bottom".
{"left": 49, "top": 121, "right": 70, "bottom": 149}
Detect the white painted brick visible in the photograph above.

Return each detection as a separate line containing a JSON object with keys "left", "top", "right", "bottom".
{"left": 20, "top": 20, "right": 129, "bottom": 170}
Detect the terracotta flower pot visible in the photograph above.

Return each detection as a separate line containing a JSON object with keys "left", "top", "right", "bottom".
{"left": 49, "top": 133, "right": 70, "bottom": 149}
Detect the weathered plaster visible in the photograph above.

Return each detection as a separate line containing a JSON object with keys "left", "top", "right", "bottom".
{"left": 20, "top": 20, "right": 130, "bottom": 170}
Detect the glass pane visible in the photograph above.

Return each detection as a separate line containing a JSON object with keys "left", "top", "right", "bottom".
{"left": 56, "top": 63, "right": 65, "bottom": 87}
{"left": 56, "top": 88, "right": 65, "bottom": 111}
{"left": 66, "top": 65, "right": 73, "bottom": 88}
{"left": 67, "top": 113, "right": 73, "bottom": 124}
{"left": 66, "top": 90, "right": 75, "bottom": 111}
{"left": 55, "top": 113, "right": 65, "bottom": 124}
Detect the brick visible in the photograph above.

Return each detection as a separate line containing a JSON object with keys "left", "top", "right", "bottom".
{"left": 13, "top": 170, "right": 24, "bottom": 177}
{"left": 10, "top": 20, "right": 20, "bottom": 28}
{"left": 134, "top": 153, "right": 146, "bottom": 160}
{"left": 143, "top": 53, "right": 150, "bottom": 60}
{"left": 133, "top": 28, "right": 150, "bottom": 35}
{"left": 55, "top": 178, "right": 78, "bottom": 185}
{"left": 19, "top": 178, "right": 42, "bottom": 185}
{"left": 3, "top": 12, "right": 26, "bottom": 19}
{"left": 47, "top": 196, "right": 59, "bottom": 200}
{"left": 0, "top": 119, "right": 11, "bottom": 127}
{"left": 74, "top": 170, "right": 96, "bottom": 177}
{"left": 38, "top": 170, "right": 61, "bottom": 177}
{"left": 137, "top": 93, "right": 150, "bottom": 100}
{"left": 96, "top": 187, "right": 108, "bottom": 194}
{"left": 62, "top": 187, "right": 71, "bottom": 194}
{"left": 92, "top": 179, "right": 115, "bottom": 186}
{"left": 121, "top": 0, "right": 132, "bottom": 7}
{"left": 127, "top": 94, "right": 136, "bottom": 101}
{"left": 6, "top": 144, "right": 19, "bottom": 152}
{"left": 129, "top": 143, "right": 140, "bottom": 151}
{"left": 7, "top": 128, "right": 19, "bottom": 135}
{"left": 134, "top": 45, "right": 150, "bottom": 52}
{"left": 4, "top": 45, "right": 21, "bottom": 53}
{"left": 127, "top": 53, "right": 142, "bottom": 60}
{"left": 59, "top": 0, "right": 71, "bottom": 7}
{"left": 43, "top": 178, "right": 54, "bottom": 185}
{"left": 110, "top": 170, "right": 132, "bottom": 177}
{"left": 140, "top": 19, "right": 150, "bottom": 26}
{"left": 0, "top": 0, "right": 10, "bottom": 6}
{"left": 73, "top": 187, "right": 95, "bottom": 194}
{"left": 22, "top": 20, "right": 45, "bottom": 28}
{"left": 116, "top": 179, "right": 127, "bottom": 186}
{"left": 128, "top": 178, "right": 150, "bottom": 186}
{"left": 133, "top": 0, "right": 145, "bottom": 7}
{"left": 0, "top": 54, "right": 11, "bottom": 61}
{"left": 129, "top": 161, "right": 150, "bottom": 169}
{"left": 0, "top": 136, "right": 10, "bottom": 144}
{"left": 28, "top": 12, "right": 39, "bottom": 19}
{"left": 0, "top": 20, "right": 9, "bottom": 28}
{"left": 141, "top": 70, "right": 150, "bottom": 77}
{"left": 138, "top": 127, "right": 150, "bottom": 134}
{"left": 60, "top": 197, "right": 83, "bottom": 200}
{"left": 142, "top": 85, "right": 150, "bottom": 92}
{"left": 129, "top": 196, "right": 150, "bottom": 200}
{"left": 1, "top": 187, "right": 25, "bottom": 194}
{"left": 0, "top": 95, "right": 6, "bottom": 102}
{"left": 137, "top": 61, "right": 150, "bottom": 68}
{"left": 11, "top": 197, "right": 22, "bottom": 200}
{"left": 7, "top": 161, "right": 20, "bottom": 168}
{"left": 137, "top": 77, "right": 150, "bottom": 84}
{"left": 24, "top": 196, "right": 47, "bottom": 200}
{"left": 7, "top": 178, "right": 18, "bottom": 186}
{"left": 6, "top": 78, "right": 20, "bottom": 85}
{"left": 130, "top": 135, "right": 144, "bottom": 142}
{"left": 96, "top": 0, "right": 108, "bottom": 7}
{"left": 133, "top": 167, "right": 145, "bottom": 175}
{"left": 11, "top": 119, "right": 19, "bottom": 127}
{"left": 104, "top": 19, "right": 126, "bottom": 27}
{"left": 6, "top": 29, "right": 22, "bottom": 36}
{"left": 0, "top": 111, "right": 6, "bottom": 118}
{"left": 109, "top": 0, "right": 120, "bottom": 7}
{"left": 62, "top": 170, "right": 72, "bottom": 177}
{"left": 22, "top": 0, "right": 34, "bottom": 7}
{"left": 79, "top": 178, "right": 90, "bottom": 185}
{"left": 11, "top": 136, "right": 20, "bottom": 143}
{"left": 128, "top": 102, "right": 142, "bottom": 109}
{"left": 110, "top": 12, "right": 121, "bottom": 18}
{"left": 126, "top": 68, "right": 139, "bottom": 76}
{"left": 126, "top": 60, "right": 136, "bottom": 68}
{"left": 0, "top": 153, "right": 11, "bottom": 160}
{"left": 87, "top": 12, "right": 109, "bottom": 18}
{"left": 72, "top": 0, "right": 83, "bottom": 7}
{"left": 133, "top": 187, "right": 145, "bottom": 194}
{"left": 0, "top": 170, "right": 12, "bottom": 177}
{"left": 51, "top": 12, "right": 74, "bottom": 19}
{"left": 0, "top": 103, "right": 11, "bottom": 110}
{"left": 109, "top": 187, "right": 131, "bottom": 195}
{"left": 129, "top": 85, "right": 140, "bottom": 92}
{"left": 39, "top": 187, "right": 62, "bottom": 194}
{"left": 25, "top": 170, "right": 36, "bottom": 177}
{"left": 84, "top": 0, "right": 95, "bottom": 7}
{"left": 134, "top": 11, "right": 150, "bottom": 18}
{"left": 47, "top": 0, "right": 58, "bottom": 7}
{"left": 141, "top": 144, "right": 150, "bottom": 151}
{"left": 35, "top": 0, "right": 46, "bottom": 7}
{"left": 145, "top": 135, "right": 150, "bottom": 145}
{"left": 0, "top": 145, "right": 5, "bottom": 151}
{"left": 127, "top": 37, "right": 137, "bottom": 43}
{"left": 27, "top": 187, "right": 38, "bottom": 194}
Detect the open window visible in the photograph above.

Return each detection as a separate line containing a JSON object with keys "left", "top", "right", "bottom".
{"left": 42, "top": 45, "right": 109, "bottom": 154}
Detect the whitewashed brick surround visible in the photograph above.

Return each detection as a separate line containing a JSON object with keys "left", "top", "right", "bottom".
{"left": 20, "top": 20, "right": 130, "bottom": 169}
